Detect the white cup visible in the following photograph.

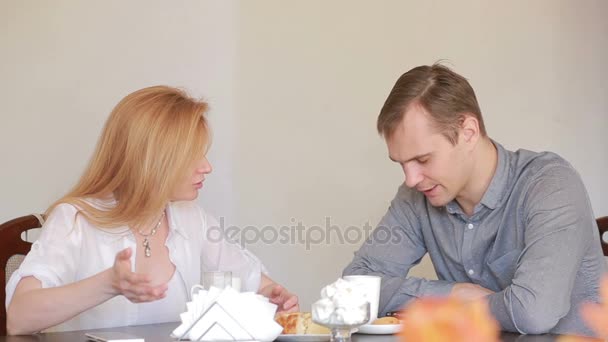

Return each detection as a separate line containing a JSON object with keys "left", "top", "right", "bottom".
{"left": 202, "top": 271, "right": 232, "bottom": 290}
{"left": 342, "top": 275, "right": 381, "bottom": 324}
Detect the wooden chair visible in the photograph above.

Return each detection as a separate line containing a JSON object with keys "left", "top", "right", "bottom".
{"left": 598, "top": 216, "right": 608, "bottom": 257}
{"left": 0, "top": 214, "right": 44, "bottom": 336}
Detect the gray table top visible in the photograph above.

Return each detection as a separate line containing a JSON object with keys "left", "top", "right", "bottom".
{"left": 0, "top": 322, "right": 564, "bottom": 342}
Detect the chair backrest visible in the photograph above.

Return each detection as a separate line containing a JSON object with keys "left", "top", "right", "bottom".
{"left": 598, "top": 216, "right": 608, "bottom": 257}
{"left": 0, "top": 214, "right": 44, "bottom": 336}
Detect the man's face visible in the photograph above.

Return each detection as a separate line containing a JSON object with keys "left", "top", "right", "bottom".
{"left": 386, "top": 104, "right": 473, "bottom": 207}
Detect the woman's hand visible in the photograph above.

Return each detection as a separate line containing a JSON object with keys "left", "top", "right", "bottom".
{"left": 109, "top": 247, "right": 168, "bottom": 302}
{"left": 7, "top": 247, "right": 168, "bottom": 335}
{"left": 260, "top": 283, "right": 299, "bottom": 313}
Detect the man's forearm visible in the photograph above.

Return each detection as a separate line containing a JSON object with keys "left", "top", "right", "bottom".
{"left": 487, "top": 291, "right": 519, "bottom": 332}
{"left": 487, "top": 285, "right": 566, "bottom": 335}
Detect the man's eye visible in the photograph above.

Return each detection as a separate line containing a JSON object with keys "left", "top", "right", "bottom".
{"left": 418, "top": 158, "right": 429, "bottom": 164}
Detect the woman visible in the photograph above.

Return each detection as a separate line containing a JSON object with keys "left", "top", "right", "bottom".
{"left": 5, "top": 86, "right": 299, "bottom": 334}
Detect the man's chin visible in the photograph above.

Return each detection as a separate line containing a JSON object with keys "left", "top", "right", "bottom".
{"left": 427, "top": 196, "right": 450, "bottom": 208}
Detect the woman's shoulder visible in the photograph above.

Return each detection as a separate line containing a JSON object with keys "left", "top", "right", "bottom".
{"left": 45, "top": 197, "right": 114, "bottom": 233}
{"left": 38, "top": 201, "right": 92, "bottom": 243}
{"left": 49, "top": 197, "right": 114, "bottom": 215}
{"left": 47, "top": 202, "right": 80, "bottom": 222}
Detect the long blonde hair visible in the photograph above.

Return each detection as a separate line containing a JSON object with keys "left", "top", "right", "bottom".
{"left": 47, "top": 85, "right": 210, "bottom": 229}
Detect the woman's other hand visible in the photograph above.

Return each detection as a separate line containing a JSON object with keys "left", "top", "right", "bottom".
{"left": 109, "top": 247, "right": 168, "bottom": 302}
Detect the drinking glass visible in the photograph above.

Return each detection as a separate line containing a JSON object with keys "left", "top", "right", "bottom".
{"left": 202, "top": 271, "right": 232, "bottom": 290}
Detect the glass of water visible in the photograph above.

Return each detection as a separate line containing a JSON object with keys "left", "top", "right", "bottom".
{"left": 202, "top": 271, "right": 232, "bottom": 290}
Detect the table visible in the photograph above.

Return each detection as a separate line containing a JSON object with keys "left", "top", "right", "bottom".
{"left": 0, "top": 322, "right": 564, "bottom": 342}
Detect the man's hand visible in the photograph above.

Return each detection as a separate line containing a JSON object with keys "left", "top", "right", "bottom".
{"left": 450, "top": 283, "right": 494, "bottom": 301}
{"left": 109, "top": 247, "right": 168, "bottom": 303}
{"left": 260, "top": 284, "right": 299, "bottom": 313}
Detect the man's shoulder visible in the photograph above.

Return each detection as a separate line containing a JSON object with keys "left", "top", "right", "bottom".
{"left": 506, "top": 148, "right": 587, "bottom": 204}
{"left": 509, "top": 148, "right": 577, "bottom": 181}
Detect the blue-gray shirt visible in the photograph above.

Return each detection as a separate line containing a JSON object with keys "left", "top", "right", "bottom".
{"left": 343, "top": 142, "right": 606, "bottom": 336}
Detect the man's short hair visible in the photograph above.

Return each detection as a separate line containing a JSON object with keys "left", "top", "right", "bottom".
{"left": 377, "top": 63, "right": 486, "bottom": 144}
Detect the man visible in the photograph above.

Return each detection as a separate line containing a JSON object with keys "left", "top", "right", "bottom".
{"left": 343, "top": 63, "right": 606, "bottom": 336}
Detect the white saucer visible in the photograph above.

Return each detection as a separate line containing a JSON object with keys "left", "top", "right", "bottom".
{"left": 356, "top": 324, "right": 401, "bottom": 335}
{"left": 275, "top": 334, "right": 331, "bottom": 342}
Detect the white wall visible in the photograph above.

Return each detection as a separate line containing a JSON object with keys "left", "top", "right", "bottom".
{"left": 0, "top": 0, "right": 238, "bottom": 220}
{"left": 1, "top": 0, "right": 607, "bottom": 312}
{"left": 233, "top": 0, "right": 608, "bottom": 309}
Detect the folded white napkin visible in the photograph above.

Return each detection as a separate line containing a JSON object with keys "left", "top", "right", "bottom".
{"left": 171, "top": 286, "right": 283, "bottom": 341}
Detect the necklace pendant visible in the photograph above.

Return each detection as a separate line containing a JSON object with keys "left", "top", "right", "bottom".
{"left": 136, "top": 212, "right": 163, "bottom": 258}
{"left": 143, "top": 237, "right": 151, "bottom": 257}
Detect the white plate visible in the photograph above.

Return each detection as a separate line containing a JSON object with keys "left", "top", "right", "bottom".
{"left": 356, "top": 324, "right": 401, "bottom": 335}
{"left": 275, "top": 334, "right": 331, "bottom": 342}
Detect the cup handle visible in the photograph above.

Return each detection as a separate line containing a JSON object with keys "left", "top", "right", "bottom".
{"left": 191, "top": 284, "right": 205, "bottom": 298}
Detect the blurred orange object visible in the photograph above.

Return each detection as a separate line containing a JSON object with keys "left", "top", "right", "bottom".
{"left": 556, "top": 336, "right": 602, "bottom": 342}
{"left": 398, "top": 297, "right": 500, "bottom": 342}
{"left": 581, "top": 276, "right": 608, "bottom": 339}
{"left": 558, "top": 276, "right": 608, "bottom": 342}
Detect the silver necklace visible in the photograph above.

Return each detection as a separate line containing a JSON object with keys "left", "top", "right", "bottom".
{"left": 137, "top": 212, "right": 165, "bottom": 257}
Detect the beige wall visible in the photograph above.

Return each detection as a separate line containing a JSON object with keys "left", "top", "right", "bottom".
{"left": 234, "top": 0, "right": 608, "bottom": 309}
{"left": 1, "top": 0, "right": 607, "bottom": 312}
{"left": 0, "top": 0, "right": 239, "bottom": 220}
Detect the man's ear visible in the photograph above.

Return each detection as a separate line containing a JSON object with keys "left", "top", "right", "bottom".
{"left": 460, "top": 114, "right": 480, "bottom": 145}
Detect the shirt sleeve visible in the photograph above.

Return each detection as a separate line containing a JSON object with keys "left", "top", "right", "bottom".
{"left": 487, "top": 164, "right": 596, "bottom": 334}
{"left": 5, "top": 204, "right": 82, "bottom": 310}
{"left": 199, "top": 208, "right": 268, "bottom": 293}
{"left": 342, "top": 187, "right": 455, "bottom": 315}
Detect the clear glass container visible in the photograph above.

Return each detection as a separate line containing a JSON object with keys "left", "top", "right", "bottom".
{"left": 312, "top": 302, "right": 370, "bottom": 342}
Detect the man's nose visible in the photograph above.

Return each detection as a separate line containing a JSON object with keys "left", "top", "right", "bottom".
{"left": 403, "top": 164, "right": 423, "bottom": 188}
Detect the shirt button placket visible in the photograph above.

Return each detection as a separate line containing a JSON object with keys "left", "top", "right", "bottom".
{"left": 463, "top": 222, "right": 476, "bottom": 279}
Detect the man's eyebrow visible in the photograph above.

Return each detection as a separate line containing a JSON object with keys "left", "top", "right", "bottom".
{"left": 389, "top": 153, "right": 431, "bottom": 163}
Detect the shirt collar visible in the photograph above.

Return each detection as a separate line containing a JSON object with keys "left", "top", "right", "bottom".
{"left": 478, "top": 140, "right": 510, "bottom": 210}
{"left": 445, "top": 140, "right": 510, "bottom": 215}
{"left": 95, "top": 200, "right": 191, "bottom": 242}
{"left": 166, "top": 201, "right": 190, "bottom": 240}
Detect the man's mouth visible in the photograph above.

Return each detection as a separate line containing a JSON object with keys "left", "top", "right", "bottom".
{"left": 419, "top": 185, "right": 437, "bottom": 195}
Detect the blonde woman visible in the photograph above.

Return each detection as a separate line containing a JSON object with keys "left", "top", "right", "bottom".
{"left": 5, "top": 86, "right": 299, "bottom": 334}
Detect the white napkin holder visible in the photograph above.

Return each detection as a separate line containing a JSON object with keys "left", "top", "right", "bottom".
{"left": 172, "top": 286, "right": 283, "bottom": 341}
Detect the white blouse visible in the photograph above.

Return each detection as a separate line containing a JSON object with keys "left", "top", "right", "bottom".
{"left": 5, "top": 200, "right": 267, "bottom": 332}
{"left": 133, "top": 268, "right": 188, "bottom": 325}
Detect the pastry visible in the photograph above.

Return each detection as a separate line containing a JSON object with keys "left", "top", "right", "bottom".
{"left": 276, "top": 312, "right": 330, "bottom": 334}
{"left": 372, "top": 316, "right": 400, "bottom": 325}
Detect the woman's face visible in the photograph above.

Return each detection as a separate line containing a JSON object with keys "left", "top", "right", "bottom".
{"left": 170, "top": 155, "right": 212, "bottom": 201}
